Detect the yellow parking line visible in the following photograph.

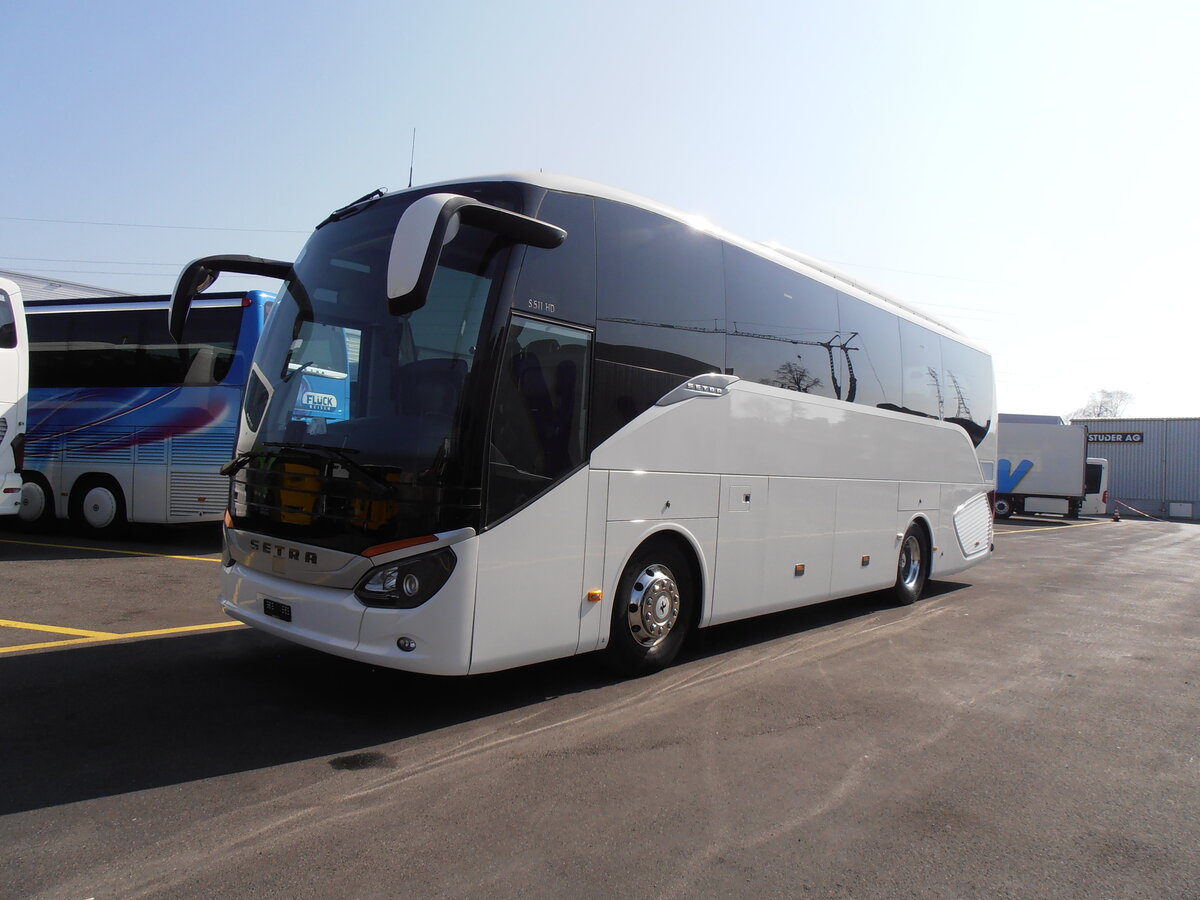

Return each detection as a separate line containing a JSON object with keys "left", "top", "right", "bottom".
{"left": 0, "top": 536, "right": 220, "bottom": 562}
{"left": 116, "top": 621, "right": 243, "bottom": 639}
{"left": 0, "top": 620, "right": 244, "bottom": 655}
{"left": 0, "top": 618, "right": 117, "bottom": 638}
{"left": 994, "top": 520, "right": 1109, "bottom": 535}
{"left": 0, "top": 636, "right": 104, "bottom": 653}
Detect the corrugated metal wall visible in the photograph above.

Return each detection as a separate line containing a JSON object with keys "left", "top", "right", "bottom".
{"left": 1072, "top": 417, "right": 1200, "bottom": 520}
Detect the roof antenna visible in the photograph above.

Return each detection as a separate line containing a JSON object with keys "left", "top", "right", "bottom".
{"left": 408, "top": 128, "right": 416, "bottom": 188}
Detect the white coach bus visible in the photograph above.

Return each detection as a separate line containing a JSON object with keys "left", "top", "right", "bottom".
{"left": 170, "top": 174, "right": 996, "bottom": 676}
{"left": 0, "top": 277, "right": 29, "bottom": 515}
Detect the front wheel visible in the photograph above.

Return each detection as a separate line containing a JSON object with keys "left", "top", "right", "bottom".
{"left": 18, "top": 471, "right": 57, "bottom": 530}
{"left": 892, "top": 523, "right": 929, "bottom": 606}
{"left": 606, "top": 540, "right": 696, "bottom": 677}
{"left": 993, "top": 497, "right": 1014, "bottom": 519}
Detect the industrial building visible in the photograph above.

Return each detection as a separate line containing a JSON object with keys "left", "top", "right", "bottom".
{"left": 0, "top": 269, "right": 124, "bottom": 301}
{"left": 1071, "top": 418, "right": 1200, "bottom": 521}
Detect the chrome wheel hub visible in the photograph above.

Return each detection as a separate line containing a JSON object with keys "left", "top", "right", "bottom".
{"left": 899, "top": 535, "right": 922, "bottom": 589}
{"left": 626, "top": 563, "right": 681, "bottom": 648}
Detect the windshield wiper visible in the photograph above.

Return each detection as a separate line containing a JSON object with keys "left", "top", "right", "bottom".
{"left": 263, "top": 441, "right": 397, "bottom": 494}
{"left": 282, "top": 358, "right": 316, "bottom": 384}
{"left": 316, "top": 187, "right": 387, "bottom": 229}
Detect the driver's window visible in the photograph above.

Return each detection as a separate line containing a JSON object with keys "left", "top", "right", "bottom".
{"left": 487, "top": 315, "right": 591, "bottom": 524}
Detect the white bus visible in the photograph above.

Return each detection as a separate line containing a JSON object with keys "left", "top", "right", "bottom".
{"left": 1081, "top": 457, "right": 1109, "bottom": 516}
{"left": 0, "top": 277, "right": 29, "bottom": 515}
{"left": 170, "top": 175, "right": 996, "bottom": 676}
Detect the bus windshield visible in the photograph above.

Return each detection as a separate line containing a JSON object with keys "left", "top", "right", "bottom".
{"left": 234, "top": 188, "right": 521, "bottom": 548}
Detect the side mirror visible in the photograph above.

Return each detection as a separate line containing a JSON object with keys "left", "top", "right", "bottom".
{"left": 170, "top": 254, "right": 292, "bottom": 343}
{"left": 386, "top": 193, "right": 566, "bottom": 315}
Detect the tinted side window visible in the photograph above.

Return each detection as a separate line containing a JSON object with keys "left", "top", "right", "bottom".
{"left": 0, "top": 289, "right": 16, "bottom": 349}
{"left": 27, "top": 306, "right": 243, "bottom": 388}
{"left": 836, "top": 293, "right": 902, "bottom": 410}
{"left": 515, "top": 192, "right": 597, "bottom": 326}
{"left": 595, "top": 199, "right": 725, "bottom": 376}
{"left": 725, "top": 245, "right": 842, "bottom": 398}
{"left": 899, "top": 319, "right": 944, "bottom": 419}
{"left": 487, "top": 316, "right": 591, "bottom": 523}
{"left": 940, "top": 336, "right": 993, "bottom": 446}
{"left": 588, "top": 359, "right": 683, "bottom": 452}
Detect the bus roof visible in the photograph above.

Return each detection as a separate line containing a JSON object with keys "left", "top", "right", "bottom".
{"left": 405, "top": 172, "right": 981, "bottom": 350}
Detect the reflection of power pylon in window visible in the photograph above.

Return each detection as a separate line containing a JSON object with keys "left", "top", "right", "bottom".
{"left": 948, "top": 371, "right": 971, "bottom": 421}
{"left": 839, "top": 332, "right": 859, "bottom": 403}
{"left": 725, "top": 324, "right": 859, "bottom": 401}
{"left": 927, "top": 367, "right": 944, "bottom": 418}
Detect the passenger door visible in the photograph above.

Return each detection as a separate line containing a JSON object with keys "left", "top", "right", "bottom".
{"left": 471, "top": 315, "right": 594, "bottom": 673}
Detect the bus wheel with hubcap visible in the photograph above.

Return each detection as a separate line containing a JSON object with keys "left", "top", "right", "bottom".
{"left": 18, "top": 471, "right": 56, "bottom": 530}
{"left": 892, "top": 523, "right": 929, "bottom": 606}
{"left": 69, "top": 476, "right": 127, "bottom": 537}
{"left": 606, "top": 540, "right": 695, "bottom": 677}
{"left": 993, "top": 497, "right": 1013, "bottom": 518}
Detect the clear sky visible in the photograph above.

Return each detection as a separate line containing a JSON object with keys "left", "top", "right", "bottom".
{"left": 4, "top": 0, "right": 1197, "bottom": 418}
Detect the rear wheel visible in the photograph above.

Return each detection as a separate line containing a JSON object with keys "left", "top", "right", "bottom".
{"left": 69, "top": 475, "right": 127, "bottom": 538}
{"left": 993, "top": 497, "right": 1014, "bottom": 519}
{"left": 606, "top": 539, "right": 696, "bottom": 677}
{"left": 892, "top": 523, "right": 929, "bottom": 606}
{"left": 18, "top": 471, "right": 56, "bottom": 530}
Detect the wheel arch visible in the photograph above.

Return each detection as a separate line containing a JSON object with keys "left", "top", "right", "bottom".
{"left": 905, "top": 512, "right": 936, "bottom": 578}
{"left": 606, "top": 523, "right": 711, "bottom": 637}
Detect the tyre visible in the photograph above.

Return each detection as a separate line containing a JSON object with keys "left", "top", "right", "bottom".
{"left": 606, "top": 539, "right": 697, "bottom": 677}
{"left": 892, "top": 522, "right": 929, "bottom": 606}
{"left": 18, "top": 471, "right": 57, "bottom": 530}
{"left": 69, "top": 475, "right": 127, "bottom": 538}
{"left": 993, "top": 497, "right": 1013, "bottom": 519}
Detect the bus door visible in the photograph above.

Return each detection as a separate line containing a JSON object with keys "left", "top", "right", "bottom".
{"left": 471, "top": 315, "right": 594, "bottom": 672}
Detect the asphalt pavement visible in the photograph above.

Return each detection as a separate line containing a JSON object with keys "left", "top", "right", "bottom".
{"left": 1, "top": 515, "right": 1196, "bottom": 899}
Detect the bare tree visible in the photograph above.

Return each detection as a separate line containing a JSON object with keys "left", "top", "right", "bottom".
{"left": 1071, "top": 390, "right": 1133, "bottom": 418}
{"left": 767, "top": 360, "right": 822, "bottom": 394}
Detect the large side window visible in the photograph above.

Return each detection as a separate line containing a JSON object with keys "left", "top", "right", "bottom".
{"left": 591, "top": 200, "right": 724, "bottom": 448}
{"left": 836, "top": 293, "right": 902, "bottom": 411}
{"left": 595, "top": 199, "right": 724, "bottom": 374}
{"left": 515, "top": 192, "right": 597, "bottom": 327}
{"left": 26, "top": 306, "right": 243, "bottom": 388}
{"left": 899, "top": 319, "right": 944, "bottom": 419}
{"left": 725, "top": 245, "right": 842, "bottom": 399}
{"left": 940, "top": 336, "right": 993, "bottom": 446}
{"left": 487, "top": 316, "right": 591, "bottom": 524}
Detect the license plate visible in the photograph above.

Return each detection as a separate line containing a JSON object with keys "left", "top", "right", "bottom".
{"left": 263, "top": 598, "right": 292, "bottom": 622}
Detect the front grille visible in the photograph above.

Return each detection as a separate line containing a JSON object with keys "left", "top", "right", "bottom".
{"left": 231, "top": 455, "right": 481, "bottom": 549}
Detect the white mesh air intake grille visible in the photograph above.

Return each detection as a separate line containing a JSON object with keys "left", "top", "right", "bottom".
{"left": 954, "top": 493, "right": 993, "bottom": 559}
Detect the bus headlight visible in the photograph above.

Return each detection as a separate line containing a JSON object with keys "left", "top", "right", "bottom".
{"left": 354, "top": 547, "right": 457, "bottom": 609}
